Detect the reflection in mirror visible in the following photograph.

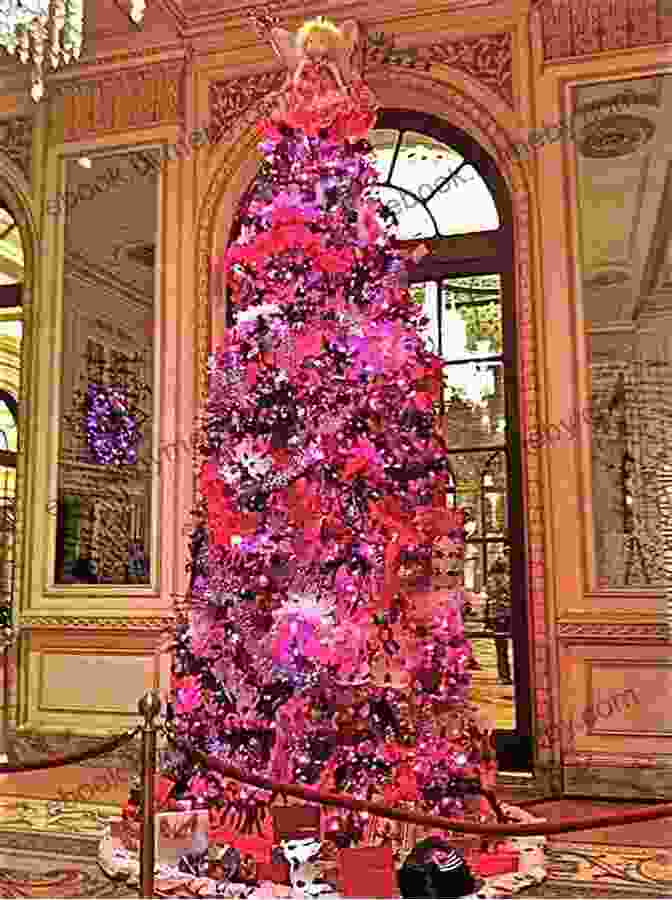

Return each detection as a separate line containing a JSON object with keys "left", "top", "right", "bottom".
{"left": 574, "top": 75, "right": 672, "bottom": 588}
{"left": 54, "top": 150, "right": 158, "bottom": 586}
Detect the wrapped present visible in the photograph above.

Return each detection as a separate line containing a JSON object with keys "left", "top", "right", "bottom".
{"left": 339, "top": 846, "right": 400, "bottom": 898}
{"left": 272, "top": 804, "right": 321, "bottom": 842}
{"left": 212, "top": 830, "right": 273, "bottom": 864}
{"left": 155, "top": 775, "right": 178, "bottom": 810}
{"left": 156, "top": 809, "right": 209, "bottom": 868}
{"left": 469, "top": 849, "right": 519, "bottom": 877}
{"left": 256, "top": 859, "right": 291, "bottom": 884}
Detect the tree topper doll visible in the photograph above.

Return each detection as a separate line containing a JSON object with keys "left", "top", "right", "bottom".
{"left": 266, "top": 17, "right": 378, "bottom": 139}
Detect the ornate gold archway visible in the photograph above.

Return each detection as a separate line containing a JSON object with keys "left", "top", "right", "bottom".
{"left": 0, "top": 150, "right": 39, "bottom": 739}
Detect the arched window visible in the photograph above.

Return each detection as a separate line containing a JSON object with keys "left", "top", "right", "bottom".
{"left": 0, "top": 391, "right": 17, "bottom": 453}
{"left": 0, "top": 200, "right": 21, "bottom": 644}
{"left": 369, "top": 111, "right": 530, "bottom": 771}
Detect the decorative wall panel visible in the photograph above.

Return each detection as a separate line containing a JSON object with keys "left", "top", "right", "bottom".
{"left": 55, "top": 63, "right": 184, "bottom": 141}
{"left": 208, "top": 31, "right": 514, "bottom": 144}
{"left": 39, "top": 652, "right": 147, "bottom": 714}
{"left": 22, "top": 629, "right": 168, "bottom": 734}
{"left": 537, "top": 0, "right": 672, "bottom": 61}
{"left": 0, "top": 118, "right": 32, "bottom": 181}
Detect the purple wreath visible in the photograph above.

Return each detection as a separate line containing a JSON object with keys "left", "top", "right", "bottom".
{"left": 84, "top": 382, "right": 141, "bottom": 466}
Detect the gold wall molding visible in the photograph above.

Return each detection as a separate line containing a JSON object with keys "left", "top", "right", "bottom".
{"left": 367, "top": 31, "right": 514, "bottom": 108}
{"left": 57, "top": 62, "right": 185, "bottom": 142}
{"left": 557, "top": 622, "right": 670, "bottom": 641}
{"left": 207, "top": 30, "right": 515, "bottom": 147}
{"left": 208, "top": 71, "right": 286, "bottom": 145}
{"left": 20, "top": 615, "right": 174, "bottom": 629}
{"left": 64, "top": 251, "right": 153, "bottom": 310}
{"left": 0, "top": 145, "right": 40, "bottom": 738}
{"left": 0, "top": 117, "right": 33, "bottom": 182}
{"left": 533, "top": 0, "right": 672, "bottom": 62}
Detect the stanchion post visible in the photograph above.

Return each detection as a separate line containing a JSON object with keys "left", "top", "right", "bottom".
{"left": 138, "top": 690, "right": 162, "bottom": 899}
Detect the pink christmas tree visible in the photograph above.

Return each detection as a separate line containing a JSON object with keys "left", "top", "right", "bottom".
{"left": 165, "top": 15, "right": 495, "bottom": 838}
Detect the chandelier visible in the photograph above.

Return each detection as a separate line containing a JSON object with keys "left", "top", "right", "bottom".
{"left": 0, "top": 0, "right": 146, "bottom": 102}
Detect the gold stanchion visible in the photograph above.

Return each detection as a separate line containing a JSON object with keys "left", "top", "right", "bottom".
{"left": 138, "top": 690, "right": 162, "bottom": 899}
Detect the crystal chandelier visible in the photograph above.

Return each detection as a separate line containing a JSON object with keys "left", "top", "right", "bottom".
{"left": 0, "top": 0, "right": 146, "bottom": 102}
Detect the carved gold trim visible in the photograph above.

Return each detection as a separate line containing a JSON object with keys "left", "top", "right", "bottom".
{"left": 0, "top": 118, "right": 32, "bottom": 182}
{"left": 58, "top": 62, "right": 185, "bottom": 141}
{"left": 558, "top": 622, "right": 669, "bottom": 640}
{"left": 196, "top": 125, "right": 261, "bottom": 407}
{"left": 535, "top": 0, "right": 672, "bottom": 61}
{"left": 0, "top": 143, "right": 41, "bottom": 737}
{"left": 19, "top": 615, "right": 174, "bottom": 629}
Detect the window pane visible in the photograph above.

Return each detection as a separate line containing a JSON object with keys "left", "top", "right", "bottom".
{"left": 366, "top": 185, "right": 436, "bottom": 239}
{"left": 440, "top": 360, "right": 506, "bottom": 449}
{"left": 0, "top": 401, "right": 16, "bottom": 452}
{"left": 367, "top": 129, "right": 399, "bottom": 182}
{"left": 412, "top": 281, "right": 439, "bottom": 353}
{"left": 442, "top": 275, "right": 503, "bottom": 355}
{"left": 0, "top": 207, "right": 23, "bottom": 274}
{"left": 429, "top": 165, "right": 500, "bottom": 235}
{"left": 392, "top": 131, "right": 464, "bottom": 198}
{"left": 445, "top": 450, "right": 509, "bottom": 540}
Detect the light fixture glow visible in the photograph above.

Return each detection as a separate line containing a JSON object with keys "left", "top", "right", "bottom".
{"left": 0, "top": 0, "right": 145, "bottom": 101}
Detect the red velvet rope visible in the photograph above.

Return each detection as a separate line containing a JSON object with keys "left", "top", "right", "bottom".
{"left": 189, "top": 747, "right": 672, "bottom": 837}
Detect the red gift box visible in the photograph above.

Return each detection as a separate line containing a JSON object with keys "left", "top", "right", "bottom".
{"left": 213, "top": 830, "right": 273, "bottom": 864}
{"left": 338, "top": 846, "right": 400, "bottom": 898}
{"left": 468, "top": 850, "right": 519, "bottom": 876}
{"left": 256, "top": 860, "right": 291, "bottom": 884}
{"left": 271, "top": 805, "right": 321, "bottom": 842}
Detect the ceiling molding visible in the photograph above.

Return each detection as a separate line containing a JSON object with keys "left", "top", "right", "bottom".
{"left": 64, "top": 250, "right": 153, "bottom": 311}
{"left": 636, "top": 158, "right": 672, "bottom": 319}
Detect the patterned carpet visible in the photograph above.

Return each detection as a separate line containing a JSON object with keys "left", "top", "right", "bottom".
{"left": 0, "top": 838, "right": 669, "bottom": 897}
{"left": 527, "top": 843, "right": 672, "bottom": 898}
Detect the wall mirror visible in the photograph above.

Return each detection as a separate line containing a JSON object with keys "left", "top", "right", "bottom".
{"left": 53, "top": 149, "right": 159, "bottom": 586}
{"left": 574, "top": 74, "right": 672, "bottom": 589}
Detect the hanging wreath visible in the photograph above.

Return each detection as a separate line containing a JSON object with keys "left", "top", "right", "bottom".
{"left": 84, "top": 382, "right": 142, "bottom": 466}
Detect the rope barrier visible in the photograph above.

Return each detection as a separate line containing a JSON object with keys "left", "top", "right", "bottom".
{"left": 0, "top": 726, "right": 141, "bottom": 773}
{"left": 166, "top": 733, "right": 672, "bottom": 838}
{"left": 165, "top": 730, "right": 508, "bottom": 826}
